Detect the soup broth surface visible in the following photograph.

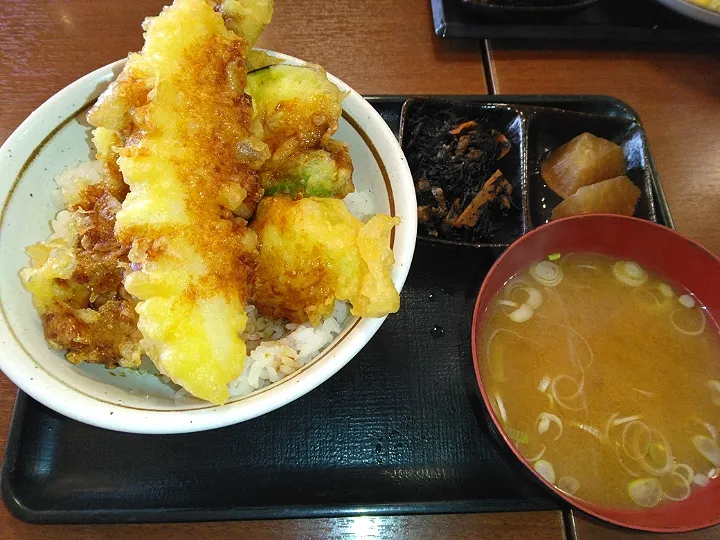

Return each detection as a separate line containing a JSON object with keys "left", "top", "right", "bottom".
{"left": 480, "top": 252, "right": 720, "bottom": 509}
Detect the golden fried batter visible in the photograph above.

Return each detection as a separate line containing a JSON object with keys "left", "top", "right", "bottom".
{"left": 21, "top": 166, "right": 142, "bottom": 368}
{"left": 251, "top": 196, "right": 400, "bottom": 324}
{"left": 87, "top": 0, "right": 268, "bottom": 404}
{"left": 44, "top": 300, "right": 142, "bottom": 367}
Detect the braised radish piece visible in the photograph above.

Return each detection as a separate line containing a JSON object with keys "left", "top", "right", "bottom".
{"left": 541, "top": 133, "right": 626, "bottom": 199}
{"left": 551, "top": 176, "right": 641, "bottom": 220}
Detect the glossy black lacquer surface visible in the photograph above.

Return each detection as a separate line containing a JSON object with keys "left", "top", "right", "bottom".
{"left": 461, "top": 0, "right": 600, "bottom": 18}
{"left": 432, "top": 0, "right": 720, "bottom": 44}
{"left": 0, "top": 97, "right": 671, "bottom": 524}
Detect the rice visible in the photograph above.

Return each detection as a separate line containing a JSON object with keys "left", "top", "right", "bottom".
{"left": 52, "top": 160, "right": 105, "bottom": 209}
{"left": 344, "top": 190, "right": 375, "bottom": 221}
{"left": 227, "top": 301, "right": 350, "bottom": 397}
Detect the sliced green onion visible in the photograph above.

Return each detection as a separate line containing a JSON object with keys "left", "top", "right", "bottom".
{"left": 628, "top": 478, "right": 663, "bottom": 508}
{"left": 531, "top": 261, "right": 563, "bottom": 288}
{"left": 671, "top": 308, "right": 706, "bottom": 336}
{"left": 550, "top": 374, "right": 586, "bottom": 411}
{"left": 658, "top": 283, "right": 674, "bottom": 297}
{"left": 639, "top": 430, "right": 674, "bottom": 476}
{"left": 604, "top": 412, "right": 620, "bottom": 441}
{"left": 558, "top": 476, "right": 580, "bottom": 496}
{"left": 506, "top": 426, "right": 529, "bottom": 445}
{"left": 548, "top": 253, "right": 561, "bottom": 261}
{"left": 709, "top": 380, "right": 720, "bottom": 407}
{"left": 693, "top": 435, "right": 720, "bottom": 467}
{"left": 536, "top": 412, "right": 563, "bottom": 441}
{"left": 622, "top": 421, "right": 652, "bottom": 460}
{"left": 526, "top": 445, "right": 547, "bottom": 463}
{"left": 672, "top": 464, "right": 695, "bottom": 485}
{"left": 534, "top": 459, "right": 556, "bottom": 484}
{"left": 693, "top": 473, "right": 710, "bottom": 487}
{"left": 495, "top": 392, "right": 508, "bottom": 423}
{"left": 509, "top": 303, "right": 534, "bottom": 323}
{"left": 614, "top": 415, "right": 643, "bottom": 426}
{"left": 612, "top": 261, "right": 648, "bottom": 287}
{"left": 661, "top": 472, "right": 691, "bottom": 502}
{"left": 571, "top": 422, "right": 601, "bottom": 440}
{"left": 693, "top": 417, "right": 718, "bottom": 440}
{"left": 522, "top": 288, "right": 543, "bottom": 310}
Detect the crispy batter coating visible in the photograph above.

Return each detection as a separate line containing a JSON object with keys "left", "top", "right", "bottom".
{"left": 44, "top": 300, "right": 142, "bottom": 367}
{"left": 246, "top": 64, "right": 345, "bottom": 154}
{"left": 87, "top": 0, "right": 267, "bottom": 404}
{"left": 251, "top": 196, "right": 400, "bottom": 324}
{"left": 246, "top": 65, "right": 354, "bottom": 198}
{"left": 21, "top": 168, "right": 142, "bottom": 368}
{"left": 261, "top": 140, "right": 354, "bottom": 198}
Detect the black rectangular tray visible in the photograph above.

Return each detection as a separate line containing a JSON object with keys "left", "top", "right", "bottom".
{"left": 432, "top": 0, "right": 720, "bottom": 44}
{"left": 0, "top": 95, "right": 673, "bottom": 525}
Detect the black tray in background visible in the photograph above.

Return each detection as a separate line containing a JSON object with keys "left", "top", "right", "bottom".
{"left": 432, "top": 0, "right": 720, "bottom": 44}
{"left": 0, "top": 96, "right": 673, "bottom": 525}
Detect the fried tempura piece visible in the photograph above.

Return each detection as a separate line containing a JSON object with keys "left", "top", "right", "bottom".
{"left": 247, "top": 49, "right": 282, "bottom": 71}
{"left": 246, "top": 64, "right": 354, "bottom": 198}
{"left": 87, "top": 0, "right": 269, "bottom": 404}
{"left": 251, "top": 196, "right": 400, "bottom": 324}
{"left": 541, "top": 133, "right": 627, "bottom": 199}
{"left": 217, "top": 0, "right": 274, "bottom": 46}
{"left": 261, "top": 140, "right": 353, "bottom": 198}
{"left": 21, "top": 163, "right": 142, "bottom": 367}
{"left": 246, "top": 64, "right": 344, "bottom": 152}
{"left": 89, "top": 0, "right": 274, "bottom": 214}
{"left": 551, "top": 175, "right": 641, "bottom": 220}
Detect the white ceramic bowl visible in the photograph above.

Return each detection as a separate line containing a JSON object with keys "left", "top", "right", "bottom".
{"left": 0, "top": 51, "right": 417, "bottom": 434}
{"left": 654, "top": 0, "right": 720, "bottom": 27}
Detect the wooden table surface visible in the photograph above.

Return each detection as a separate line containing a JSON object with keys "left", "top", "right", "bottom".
{"left": 1, "top": 0, "right": 719, "bottom": 538}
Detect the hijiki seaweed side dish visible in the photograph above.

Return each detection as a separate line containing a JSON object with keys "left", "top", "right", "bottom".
{"left": 404, "top": 102, "right": 515, "bottom": 243}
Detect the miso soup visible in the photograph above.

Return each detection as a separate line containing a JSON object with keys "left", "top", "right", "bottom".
{"left": 479, "top": 252, "right": 720, "bottom": 509}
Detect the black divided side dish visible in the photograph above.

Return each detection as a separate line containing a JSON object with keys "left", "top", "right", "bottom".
{"left": 400, "top": 96, "right": 663, "bottom": 248}
{"left": 0, "top": 96, "right": 672, "bottom": 525}
{"left": 431, "top": 0, "right": 720, "bottom": 44}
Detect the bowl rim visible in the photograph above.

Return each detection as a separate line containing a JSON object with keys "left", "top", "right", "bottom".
{"left": 654, "top": 0, "right": 720, "bottom": 26}
{"left": 470, "top": 213, "right": 720, "bottom": 533}
{"left": 0, "top": 51, "right": 417, "bottom": 434}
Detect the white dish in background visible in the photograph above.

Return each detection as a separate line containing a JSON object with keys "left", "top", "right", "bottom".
{"left": 654, "top": 0, "right": 720, "bottom": 27}
{"left": 0, "top": 51, "right": 417, "bottom": 434}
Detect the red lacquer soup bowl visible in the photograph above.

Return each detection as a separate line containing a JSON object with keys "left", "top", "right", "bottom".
{"left": 471, "top": 214, "right": 720, "bottom": 533}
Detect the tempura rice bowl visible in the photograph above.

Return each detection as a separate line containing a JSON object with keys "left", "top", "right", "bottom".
{"left": 0, "top": 53, "right": 416, "bottom": 434}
